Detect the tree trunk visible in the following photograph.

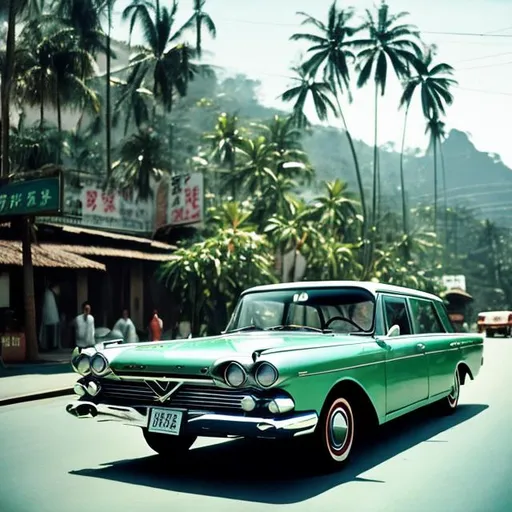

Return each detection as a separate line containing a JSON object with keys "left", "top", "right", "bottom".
{"left": 1, "top": 0, "right": 16, "bottom": 178}
{"left": 56, "top": 88, "right": 62, "bottom": 161}
{"left": 399, "top": 105, "right": 410, "bottom": 248}
{"left": 106, "top": 1, "right": 112, "bottom": 176}
{"left": 40, "top": 72, "right": 45, "bottom": 131}
{"left": 372, "top": 83, "right": 379, "bottom": 228}
{"left": 440, "top": 145, "right": 449, "bottom": 253}
{"left": 196, "top": 14, "right": 202, "bottom": 58}
{"left": 332, "top": 94, "right": 366, "bottom": 241}
{"left": 22, "top": 217, "right": 38, "bottom": 361}
{"left": 433, "top": 138, "right": 438, "bottom": 234}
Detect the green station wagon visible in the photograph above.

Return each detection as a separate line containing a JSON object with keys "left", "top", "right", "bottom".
{"left": 66, "top": 281, "right": 484, "bottom": 468}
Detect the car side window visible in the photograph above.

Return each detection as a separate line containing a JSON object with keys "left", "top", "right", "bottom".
{"left": 409, "top": 298, "right": 445, "bottom": 334}
{"left": 382, "top": 296, "right": 412, "bottom": 335}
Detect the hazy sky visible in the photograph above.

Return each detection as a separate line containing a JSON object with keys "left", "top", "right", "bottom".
{"left": 111, "top": 0, "right": 512, "bottom": 167}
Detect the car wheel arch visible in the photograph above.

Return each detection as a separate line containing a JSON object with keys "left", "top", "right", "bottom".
{"left": 456, "top": 361, "right": 473, "bottom": 385}
{"left": 324, "top": 378, "right": 381, "bottom": 430}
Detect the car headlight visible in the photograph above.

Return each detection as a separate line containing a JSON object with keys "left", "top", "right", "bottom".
{"left": 76, "top": 354, "right": 91, "bottom": 376}
{"left": 255, "top": 362, "right": 279, "bottom": 387}
{"left": 224, "top": 362, "right": 247, "bottom": 387}
{"left": 90, "top": 353, "right": 109, "bottom": 376}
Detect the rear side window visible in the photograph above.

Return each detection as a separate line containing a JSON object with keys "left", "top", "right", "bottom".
{"left": 382, "top": 296, "right": 412, "bottom": 335}
{"left": 409, "top": 298, "right": 446, "bottom": 334}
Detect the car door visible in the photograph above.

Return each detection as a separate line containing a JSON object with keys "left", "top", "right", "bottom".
{"left": 380, "top": 294, "right": 429, "bottom": 414}
{"left": 409, "top": 297, "right": 458, "bottom": 399}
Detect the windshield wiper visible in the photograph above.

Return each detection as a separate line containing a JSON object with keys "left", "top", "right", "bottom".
{"left": 265, "top": 325, "right": 331, "bottom": 333}
{"left": 225, "top": 325, "right": 266, "bottom": 333}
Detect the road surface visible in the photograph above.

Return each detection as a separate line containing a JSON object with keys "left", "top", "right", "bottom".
{"left": 0, "top": 337, "right": 510, "bottom": 512}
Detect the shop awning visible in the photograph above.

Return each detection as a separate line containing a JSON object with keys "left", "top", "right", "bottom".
{"left": 49, "top": 244, "right": 177, "bottom": 262}
{"left": 0, "top": 241, "right": 106, "bottom": 271}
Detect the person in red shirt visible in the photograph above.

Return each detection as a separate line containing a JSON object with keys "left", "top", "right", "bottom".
{"left": 149, "top": 310, "right": 163, "bottom": 341}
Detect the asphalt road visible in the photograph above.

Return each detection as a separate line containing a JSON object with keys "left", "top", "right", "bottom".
{"left": 1, "top": 337, "right": 510, "bottom": 512}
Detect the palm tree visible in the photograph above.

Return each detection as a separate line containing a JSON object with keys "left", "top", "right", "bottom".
{"left": 176, "top": 0, "right": 216, "bottom": 59}
{"left": 16, "top": 21, "right": 99, "bottom": 134}
{"left": 289, "top": 3, "right": 367, "bottom": 229}
{"left": 203, "top": 112, "right": 244, "bottom": 199}
{"left": 355, "top": 1, "right": 422, "bottom": 228}
{"left": 425, "top": 113, "right": 446, "bottom": 235}
{"left": 281, "top": 65, "right": 337, "bottom": 130}
{"left": 1, "top": 0, "right": 48, "bottom": 362}
{"left": 398, "top": 44, "right": 456, "bottom": 238}
{"left": 122, "top": 0, "right": 196, "bottom": 115}
{"left": 111, "top": 126, "right": 168, "bottom": 199}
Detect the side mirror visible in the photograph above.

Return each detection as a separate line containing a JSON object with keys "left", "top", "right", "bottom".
{"left": 386, "top": 324, "right": 400, "bottom": 337}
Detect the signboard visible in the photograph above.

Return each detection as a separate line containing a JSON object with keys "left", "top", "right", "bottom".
{"left": 0, "top": 176, "right": 62, "bottom": 217}
{"left": 42, "top": 173, "right": 154, "bottom": 234}
{"left": 154, "top": 172, "right": 204, "bottom": 229}
{"left": 442, "top": 275, "right": 466, "bottom": 291}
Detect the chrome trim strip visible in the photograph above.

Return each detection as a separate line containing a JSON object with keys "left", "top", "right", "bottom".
{"left": 65, "top": 401, "right": 318, "bottom": 438}
{"left": 298, "top": 347, "right": 465, "bottom": 378}
{"left": 116, "top": 375, "right": 216, "bottom": 385}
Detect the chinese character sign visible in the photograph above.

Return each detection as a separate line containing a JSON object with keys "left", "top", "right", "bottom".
{"left": 0, "top": 177, "right": 61, "bottom": 217}
{"left": 168, "top": 173, "right": 204, "bottom": 227}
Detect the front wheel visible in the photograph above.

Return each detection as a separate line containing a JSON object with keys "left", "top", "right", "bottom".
{"left": 142, "top": 429, "right": 197, "bottom": 457}
{"left": 309, "top": 396, "right": 356, "bottom": 470}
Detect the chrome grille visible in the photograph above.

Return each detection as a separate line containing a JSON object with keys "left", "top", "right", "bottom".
{"left": 98, "top": 379, "right": 248, "bottom": 412}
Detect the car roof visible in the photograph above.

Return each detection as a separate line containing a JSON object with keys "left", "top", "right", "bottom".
{"left": 243, "top": 280, "right": 442, "bottom": 302}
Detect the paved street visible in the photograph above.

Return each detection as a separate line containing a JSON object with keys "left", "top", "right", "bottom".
{"left": 0, "top": 337, "right": 510, "bottom": 512}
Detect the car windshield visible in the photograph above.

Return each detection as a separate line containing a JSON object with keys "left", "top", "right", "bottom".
{"left": 226, "top": 287, "right": 375, "bottom": 334}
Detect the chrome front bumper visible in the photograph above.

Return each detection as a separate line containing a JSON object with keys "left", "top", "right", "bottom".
{"left": 65, "top": 400, "right": 318, "bottom": 439}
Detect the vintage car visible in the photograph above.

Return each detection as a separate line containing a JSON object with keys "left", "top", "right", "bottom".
{"left": 477, "top": 310, "right": 512, "bottom": 337}
{"left": 66, "top": 281, "right": 484, "bottom": 469}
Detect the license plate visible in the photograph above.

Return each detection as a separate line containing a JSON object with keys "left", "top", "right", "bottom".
{"left": 148, "top": 408, "right": 183, "bottom": 436}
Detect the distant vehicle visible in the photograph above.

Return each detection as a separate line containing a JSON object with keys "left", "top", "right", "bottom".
{"left": 65, "top": 281, "right": 484, "bottom": 470}
{"left": 477, "top": 310, "right": 512, "bottom": 337}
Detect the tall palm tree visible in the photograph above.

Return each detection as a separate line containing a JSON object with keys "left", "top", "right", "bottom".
{"left": 425, "top": 113, "right": 446, "bottom": 234}
{"left": 281, "top": 65, "right": 337, "bottom": 130}
{"left": 176, "top": 0, "right": 216, "bottom": 59}
{"left": 398, "top": 45, "right": 456, "bottom": 238}
{"left": 122, "top": 0, "right": 194, "bottom": 114}
{"left": 355, "top": 1, "right": 422, "bottom": 228}
{"left": 289, "top": 2, "right": 367, "bottom": 229}
{"left": 16, "top": 21, "right": 99, "bottom": 133}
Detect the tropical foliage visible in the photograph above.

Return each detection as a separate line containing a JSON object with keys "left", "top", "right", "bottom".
{"left": 0, "top": 0, "right": 510, "bottom": 339}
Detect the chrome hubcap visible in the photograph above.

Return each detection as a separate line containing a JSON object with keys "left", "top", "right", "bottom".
{"left": 449, "top": 372, "right": 460, "bottom": 401}
{"left": 329, "top": 409, "right": 349, "bottom": 449}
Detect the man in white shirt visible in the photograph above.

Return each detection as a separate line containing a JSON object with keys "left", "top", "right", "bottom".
{"left": 113, "top": 309, "right": 138, "bottom": 344}
{"left": 74, "top": 301, "right": 95, "bottom": 349}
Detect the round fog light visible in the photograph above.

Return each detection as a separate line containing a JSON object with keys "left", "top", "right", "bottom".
{"left": 73, "top": 383, "right": 86, "bottom": 397}
{"left": 241, "top": 396, "right": 256, "bottom": 412}
{"left": 86, "top": 381, "right": 100, "bottom": 396}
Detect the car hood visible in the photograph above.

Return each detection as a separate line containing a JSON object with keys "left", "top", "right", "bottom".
{"left": 107, "top": 331, "right": 355, "bottom": 377}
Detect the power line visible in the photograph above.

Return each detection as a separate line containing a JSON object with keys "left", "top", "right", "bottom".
{"left": 454, "top": 85, "right": 512, "bottom": 97}
{"left": 456, "top": 51, "right": 512, "bottom": 63}
{"left": 423, "top": 31, "right": 512, "bottom": 38}
{"left": 457, "top": 59, "right": 512, "bottom": 71}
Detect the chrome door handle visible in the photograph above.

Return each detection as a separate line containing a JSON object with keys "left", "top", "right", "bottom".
{"left": 450, "top": 341, "right": 460, "bottom": 348}
{"left": 417, "top": 343, "right": 426, "bottom": 350}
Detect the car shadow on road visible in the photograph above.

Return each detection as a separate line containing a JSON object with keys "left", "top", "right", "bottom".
{"left": 70, "top": 403, "right": 488, "bottom": 504}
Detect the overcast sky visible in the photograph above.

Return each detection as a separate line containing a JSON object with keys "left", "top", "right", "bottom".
{"left": 111, "top": 0, "right": 512, "bottom": 167}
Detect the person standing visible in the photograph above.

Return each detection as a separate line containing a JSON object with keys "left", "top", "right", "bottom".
{"left": 74, "top": 301, "right": 95, "bottom": 349}
{"left": 148, "top": 310, "right": 163, "bottom": 341}
{"left": 113, "top": 309, "right": 138, "bottom": 344}
{"left": 40, "top": 283, "right": 60, "bottom": 351}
